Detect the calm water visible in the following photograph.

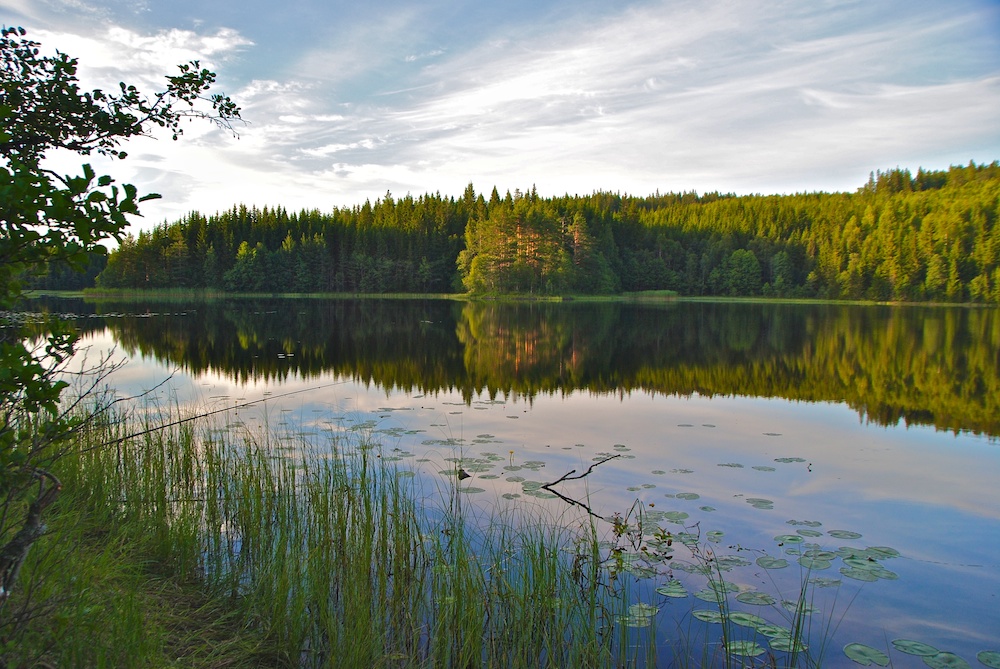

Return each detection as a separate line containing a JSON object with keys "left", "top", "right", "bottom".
{"left": 21, "top": 296, "right": 1000, "bottom": 665}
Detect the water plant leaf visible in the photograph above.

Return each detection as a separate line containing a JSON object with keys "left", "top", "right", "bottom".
{"left": 774, "top": 534, "right": 805, "bottom": 544}
{"left": 757, "top": 555, "right": 790, "bottom": 569}
{"left": 892, "top": 639, "right": 940, "bottom": 656}
{"left": 747, "top": 497, "right": 774, "bottom": 509}
{"left": 840, "top": 567, "right": 879, "bottom": 582}
{"left": 809, "top": 577, "right": 842, "bottom": 588}
{"left": 757, "top": 623, "right": 792, "bottom": 638}
{"left": 977, "top": 651, "right": 1000, "bottom": 668}
{"left": 775, "top": 457, "right": 807, "bottom": 463}
{"left": 692, "top": 609, "right": 725, "bottom": 624}
{"left": 718, "top": 462, "right": 745, "bottom": 468}
{"left": 736, "top": 591, "right": 776, "bottom": 606}
{"left": 753, "top": 465, "right": 777, "bottom": 471}
{"left": 700, "top": 505, "right": 717, "bottom": 512}
{"left": 460, "top": 487, "right": 485, "bottom": 494}
{"left": 770, "top": 637, "right": 808, "bottom": 653}
{"left": 923, "top": 652, "right": 971, "bottom": 669}
{"left": 866, "top": 546, "right": 901, "bottom": 560}
{"left": 828, "top": 530, "right": 863, "bottom": 540}
{"left": 726, "top": 640, "right": 767, "bottom": 657}
{"left": 797, "top": 529, "right": 823, "bottom": 537}
{"left": 798, "top": 556, "right": 833, "bottom": 570}
{"left": 676, "top": 492, "right": 700, "bottom": 500}
{"left": 694, "top": 588, "right": 722, "bottom": 602}
{"left": 844, "top": 642, "right": 891, "bottom": 666}
{"left": 729, "top": 611, "right": 768, "bottom": 627}
{"left": 655, "top": 580, "right": 688, "bottom": 598}
{"left": 706, "top": 530, "right": 724, "bottom": 542}
{"left": 662, "top": 511, "right": 690, "bottom": 523}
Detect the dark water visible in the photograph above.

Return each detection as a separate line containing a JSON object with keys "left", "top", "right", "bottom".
{"left": 17, "top": 296, "right": 1000, "bottom": 666}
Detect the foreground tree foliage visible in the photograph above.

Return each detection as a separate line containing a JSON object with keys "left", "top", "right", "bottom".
{"left": 94, "top": 163, "right": 1000, "bottom": 302}
{"left": 0, "top": 24, "right": 239, "bottom": 632}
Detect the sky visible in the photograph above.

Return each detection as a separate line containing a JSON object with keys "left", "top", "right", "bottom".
{"left": 3, "top": 0, "right": 999, "bottom": 230}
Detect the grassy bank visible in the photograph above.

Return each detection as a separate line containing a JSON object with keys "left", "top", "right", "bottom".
{"left": 2, "top": 399, "right": 850, "bottom": 668}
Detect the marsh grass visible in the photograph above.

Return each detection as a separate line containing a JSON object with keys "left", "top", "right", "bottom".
{"left": 2, "top": 399, "right": 852, "bottom": 667}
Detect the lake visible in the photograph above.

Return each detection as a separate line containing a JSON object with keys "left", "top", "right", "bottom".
{"left": 22, "top": 295, "right": 1000, "bottom": 667}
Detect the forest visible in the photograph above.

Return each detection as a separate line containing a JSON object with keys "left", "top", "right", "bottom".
{"left": 30, "top": 161, "right": 1000, "bottom": 303}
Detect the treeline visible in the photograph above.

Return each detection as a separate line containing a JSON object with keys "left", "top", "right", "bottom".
{"left": 89, "top": 161, "right": 1000, "bottom": 302}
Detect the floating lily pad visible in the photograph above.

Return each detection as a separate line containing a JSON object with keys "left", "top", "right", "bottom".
{"left": 726, "top": 640, "right": 767, "bottom": 657}
{"left": 782, "top": 601, "right": 818, "bottom": 615}
{"left": 655, "top": 580, "right": 688, "bottom": 598}
{"left": 662, "top": 511, "right": 690, "bottom": 523}
{"left": 620, "top": 602, "right": 659, "bottom": 627}
{"left": 798, "top": 556, "right": 833, "bottom": 570}
{"left": 748, "top": 498, "right": 774, "bottom": 510}
{"left": 797, "top": 529, "right": 823, "bottom": 537}
{"left": 774, "top": 457, "right": 807, "bottom": 463}
{"left": 694, "top": 588, "right": 722, "bottom": 602}
{"left": 866, "top": 546, "right": 900, "bottom": 560}
{"left": 757, "top": 555, "right": 790, "bottom": 569}
{"left": 706, "top": 530, "right": 724, "bottom": 542}
{"left": 692, "top": 609, "right": 725, "bottom": 624}
{"left": 700, "top": 506, "right": 717, "bottom": 512}
{"left": 844, "top": 642, "right": 890, "bottom": 666}
{"left": 840, "top": 567, "right": 879, "bottom": 582}
{"left": 715, "top": 555, "right": 751, "bottom": 569}
{"left": 729, "top": 611, "right": 768, "bottom": 627}
{"left": 737, "top": 591, "right": 776, "bottom": 606}
{"left": 676, "top": 492, "right": 701, "bottom": 500}
{"left": 718, "top": 462, "right": 745, "bottom": 468}
{"left": 770, "top": 637, "right": 808, "bottom": 653}
{"left": 460, "top": 486, "right": 485, "bottom": 494}
{"left": 977, "top": 651, "right": 1000, "bottom": 669}
{"left": 671, "top": 468, "right": 694, "bottom": 474}
{"left": 828, "top": 530, "right": 863, "bottom": 540}
{"left": 651, "top": 469, "right": 666, "bottom": 475}
{"left": 892, "top": 639, "right": 940, "bottom": 656}
{"left": 788, "top": 519, "right": 823, "bottom": 527}
{"left": 809, "top": 577, "right": 842, "bottom": 588}
{"left": 923, "top": 652, "right": 971, "bottom": 669}
{"left": 501, "top": 493, "right": 521, "bottom": 500}
{"left": 753, "top": 465, "right": 777, "bottom": 472}
{"left": 774, "top": 534, "right": 805, "bottom": 544}
{"left": 757, "top": 623, "right": 792, "bottom": 638}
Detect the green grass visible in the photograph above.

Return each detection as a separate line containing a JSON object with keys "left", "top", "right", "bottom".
{"left": 2, "top": 402, "right": 848, "bottom": 667}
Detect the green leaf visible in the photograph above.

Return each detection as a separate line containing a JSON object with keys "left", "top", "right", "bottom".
{"left": 892, "top": 639, "right": 940, "bottom": 656}
{"left": 923, "top": 652, "right": 971, "bottom": 669}
{"left": 844, "top": 643, "right": 890, "bottom": 666}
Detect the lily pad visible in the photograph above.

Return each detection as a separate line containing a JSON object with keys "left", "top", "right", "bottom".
{"left": 774, "top": 534, "right": 805, "bottom": 544}
{"left": 797, "top": 556, "right": 833, "bottom": 570}
{"left": 692, "top": 609, "right": 725, "bottom": 624}
{"left": 770, "top": 637, "right": 808, "bottom": 653}
{"left": 725, "top": 640, "right": 767, "bottom": 657}
{"left": 844, "top": 642, "right": 890, "bottom": 666}
{"left": 737, "top": 591, "right": 776, "bottom": 606}
{"left": 977, "top": 651, "right": 1000, "bottom": 669}
{"left": 620, "top": 602, "right": 659, "bottom": 627}
{"left": 775, "top": 457, "right": 807, "bottom": 463}
{"left": 459, "top": 486, "right": 485, "bottom": 494}
{"left": 923, "top": 652, "right": 971, "bottom": 669}
{"left": 757, "top": 555, "right": 790, "bottom": 569}
{"left": 828, "top": 529, "right": 863, "bottom": 540}
{"left": 840, "top": 567, "right": 879, "bottom": 582}
{"left": 655, "top": 580, "right": 688, "bottom": 598}
{"left": 752, "top": 465, "right": 777, "bottom": 472}
{"left": 892, "top": 639, "right": 940, "bottom": 656}
{"left": 729, "top": 611, "right": 767, "bottom": 627}
{"left": 676, "top": 492, "right": 700, "bottom": 500}
{"left": 797, "top": 529, "right": 824, "bottom": 537}
{"left": 756, "top": 623, "right": 792, "bottom": 638}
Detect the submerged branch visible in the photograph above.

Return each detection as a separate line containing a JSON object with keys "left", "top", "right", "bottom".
{"left": 540, "top": 454, "right": 622, "bottom": 521}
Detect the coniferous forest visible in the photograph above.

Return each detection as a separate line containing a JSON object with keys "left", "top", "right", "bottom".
{"left": 50, "top": 161, "right": 1000, "bottom": 302}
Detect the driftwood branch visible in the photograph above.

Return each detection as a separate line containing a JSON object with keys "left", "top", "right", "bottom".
{"left": 540, "top": 454, "right": 622, "bottom": 521}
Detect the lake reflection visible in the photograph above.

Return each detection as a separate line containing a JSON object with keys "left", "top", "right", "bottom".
{"left": 23, "top": 296, "right": 1000, "bottom": 665}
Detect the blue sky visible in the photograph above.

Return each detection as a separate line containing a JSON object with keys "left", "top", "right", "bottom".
{"left": 3, "top": 0, "right": 999, "bottom": 229}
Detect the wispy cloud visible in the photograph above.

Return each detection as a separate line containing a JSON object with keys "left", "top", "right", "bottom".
{"left": 4, "top": 0, "right": 998, "bottom": 225}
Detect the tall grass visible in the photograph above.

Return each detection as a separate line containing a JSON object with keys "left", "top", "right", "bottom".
{"left": 4, "top": 400, "right": 847, "bottom": 667}
{"left": 15, "top": 403, "right": 630, "bottom": 667}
